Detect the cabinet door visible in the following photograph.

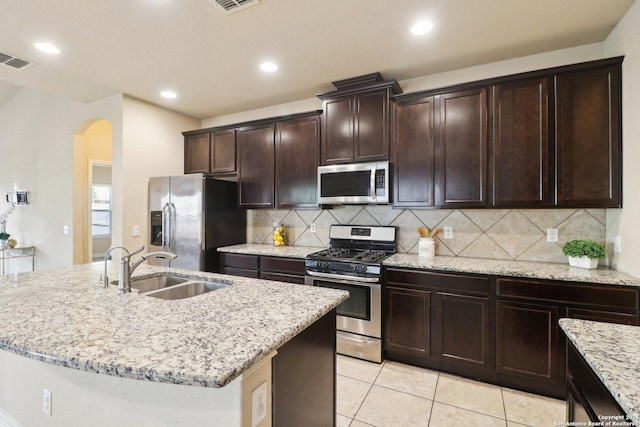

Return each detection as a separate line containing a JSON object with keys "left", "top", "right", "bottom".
{"left": 275, "top": 115, "right": 320, "bottom": 208}
{"left": 184, "top": 133, "right": 210, "bottom": 174}
{"left": 492, "top": 78, "right": 549, "bottom": 206}
{"left": 496, "top": 300, "right": 560, "bottom": 384}
{"left": 321, "top": 96, "right": 353, "bottom": 164}
{"left": 555, "top": 65, "right": 621, "bottom": 207}
{"left": 436, "top": 88, "right": 488, "bottom": 207}
{"left": 211, "top": 129, "right": 236, "bottom": 174}
{"left": 393, "top": 96, "right": 436, "bottom": 207}
{"left": 237, "top": 123, "right": 275, "bottom": 208}
{"left": 436, "top": 292, "right": 490, "bottom": 370}
{"left": 355, "top": 89, "right": 389, "bottom": 162}
{"left": 384, "top": 285, "right": 431, "bottom": 361}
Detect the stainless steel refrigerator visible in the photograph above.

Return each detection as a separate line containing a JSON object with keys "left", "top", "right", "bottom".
{"left": 148, "top": 174, "right": 246, "bottom": 272}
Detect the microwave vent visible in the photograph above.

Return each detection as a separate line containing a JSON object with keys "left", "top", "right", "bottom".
{"left": 0, "top": 51, "right": 34, "bottom": 70}
{"left": 213, "top": 0, "right": 260, "bottom": 14}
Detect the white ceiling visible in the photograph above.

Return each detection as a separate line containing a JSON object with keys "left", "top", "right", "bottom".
{"left": 0, "top": 0, "right": 634, "bottom": 119}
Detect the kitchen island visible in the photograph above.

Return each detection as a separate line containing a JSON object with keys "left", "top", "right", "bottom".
{"left": 0, "top": 262, "right": 348, "bottom": 427}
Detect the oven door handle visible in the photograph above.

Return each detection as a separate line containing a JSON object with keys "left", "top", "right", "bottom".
{"left": 306, "top": 270, "right": 380, "bottom": 283}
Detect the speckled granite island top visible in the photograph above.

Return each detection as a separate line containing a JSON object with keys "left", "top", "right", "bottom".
{"left": 560, "top": 319, "right": 640, "bottom": 420}
{"left": 218, "top": 243, "right": 325, "bottom": 258}
{"left": 0, "top": 263, "right": 348, "bottom": 388}
{"left": 384, "top": 253, "right": 640, "bottom": 287}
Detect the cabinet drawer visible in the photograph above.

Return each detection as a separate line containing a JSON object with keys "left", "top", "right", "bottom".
{"left": 385, "top": 268, "right": 490, "bottom": 296}
{"left": 220, "top": 253, "right": 259, "bottom": 270}
{"left": 497, "top": 278, "right": 639, "bottom": 312}
{"left": 220, "top": 267, "right": 259, "bottom": 279}
{"left": 260, "top": 256, "right": 306, "bottom": 276}
{"left": 566, "top": 308, "right": 639, "bottom": 325}
{"left": 260, "top": 272, "right": 305, "bottom": 285}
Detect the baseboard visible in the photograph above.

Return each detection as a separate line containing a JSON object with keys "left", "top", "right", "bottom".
{"left": 0, "top": 408, "right": 20, "bottom": 427}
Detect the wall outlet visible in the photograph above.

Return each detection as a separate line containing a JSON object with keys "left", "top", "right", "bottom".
{"left": 443, "top": 226, "right": 453, "bottom": 239}
{"left": 132, "top": 225, "right": 141, "bottom": 237}
{"left": 251, "top": 381, "right": 267, "bottom": 427}
{"left": 43, "top": 388, "right": 52, "bottom": 416}
{"left": 63, "top": 225, "right": 69, "bottom": 235}
{"left": 310, "top": 223, "right": 317, "bottom": 233}
{"left": 613, "top": 236, "right": 622, "bottom": 253}
{"left": 546, "top": 228, "right": 558, "bottom": 243}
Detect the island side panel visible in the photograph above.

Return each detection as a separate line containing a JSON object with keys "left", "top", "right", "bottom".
{"left": 272, "top": 308, "right": 337, "bottom": 427}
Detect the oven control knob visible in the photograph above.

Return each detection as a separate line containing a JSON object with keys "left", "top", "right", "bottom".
{"left": 361, "top": 265, "right": 368, "bottom": 273}
{"left": 352, "top": 264, "right": 360, "bottom": 272}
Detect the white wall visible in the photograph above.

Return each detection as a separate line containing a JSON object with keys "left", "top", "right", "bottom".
{"left": 604, "top": 1, "right": 640, "bottom": 277}
{"left": 0, "top": 89, "right": 122, "bottom": 270}
{"left": 120, "top": 96, "right": 199, "bottom": 252}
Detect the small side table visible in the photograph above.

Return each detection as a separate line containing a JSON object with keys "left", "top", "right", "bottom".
{"left": 0, "top": 246, "right": 35, "bottom": 275}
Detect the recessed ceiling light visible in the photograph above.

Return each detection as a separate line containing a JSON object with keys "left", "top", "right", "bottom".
{"left": 260, "top": 61, "right": 278, "bottom": 72}
{"left": 410, "top": 21, "right": 433, "bottom": 36}
{"left": 34, "top": 42, "right": 61, "bottom": 54}
{"left": 160, "top": 90, "right": 177, "bottom": 99}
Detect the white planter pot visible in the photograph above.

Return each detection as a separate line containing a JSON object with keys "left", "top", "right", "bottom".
{"left": 568, "top": 256, "right": 599, "bottom": 269}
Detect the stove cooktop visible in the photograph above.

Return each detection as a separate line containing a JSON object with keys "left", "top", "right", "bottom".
{"left": 308, "top": 248, "right": 391, "bottom": 264}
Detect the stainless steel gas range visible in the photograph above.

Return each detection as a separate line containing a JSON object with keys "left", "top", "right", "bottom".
{"left": 305, "top": 225, "right": 396, "bottom": 363}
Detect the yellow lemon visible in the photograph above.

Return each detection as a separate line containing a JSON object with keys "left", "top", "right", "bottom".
{"left": 278, "top": 226, "right": 284, "bottom": 232}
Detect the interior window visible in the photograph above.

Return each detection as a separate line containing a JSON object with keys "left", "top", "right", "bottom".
{"left": 91, "top": 184, "right": 111, "bottom": 236}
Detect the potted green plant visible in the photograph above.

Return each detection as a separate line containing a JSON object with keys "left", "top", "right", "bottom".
{"left": 562, "top": 240, "right": 605, "bottom": 269}
{"left": 0, "top": 231, "right": 9, "bottom": 249}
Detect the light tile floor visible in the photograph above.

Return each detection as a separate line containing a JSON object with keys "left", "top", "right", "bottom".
{"left": 336, "top": 355, "right": 566, "bottom": 427}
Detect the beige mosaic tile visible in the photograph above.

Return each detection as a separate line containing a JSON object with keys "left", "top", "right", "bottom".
{"left": 434, "top": 240, "right": 455, "bottom": 256}
{"left": 502, "top": 387, "right": 565, "bottom": 427}
{"left": 364, "top": 205, "right": 403, "bottom": 226}
{"left": 558, "top": 209, "right": 605, "bottom": 246}
{"left": 412, "top": 209, "right": 453, "bottom": 230}
{"left": 336, "top": 414, "right": 352, "bottom": 427}
{"left": 350, "top": 421, "right": 376, "bottom": 427}
{"left": 350, "top": 209, "right": 380, "bottom": 226}
{"left": 266, "top": 209, "right": 289, "bottom": 225}
{"left": 281, "top": 210, "right": 309, "bottom": 244}
{"left": 330, "top": 205, "right": 364, "bottom": 224}
{"left": 463, "top": 209, "right": 511, "bottom": 231}
{"left": 355, "top": 385, "right": 431, "bottom": 427}
{"left": 374, "top": 361, "right": 439, "bottom": 400}
{"left": 516, "top": 239, "right": 566, "bottom": 263}
{"left": 312, "top": 210, "right": 338, "bottom": 246}
{"left": 434, "top": 374, "right": 505, "bottom": 419}
{"left": 294, "top": 209, "right": 322, "bottom": 225}
{"left": 252, "top": 210, "right": 273, "bottom": 244}
{"left": 390, "top": 211, "right": 426, "bottom": 253}
{"left": 585, "top": 208, "right": 606, "bottom": 225}
{"left": 458, "top": 234, "right": 511, "bottom": 260}
{"left": 486, "top": 210, "right": 543, "bottom": 258}
{"left": 336, "top": 375, "right": 372, "bottom": 418}
{"left": 293, "top": 229, "right": 324, "bottom": 247}
{"left": 429, "top": 402, "right": 508, "bottom": 427}
{"left": 519, "top": 209, "right": 576, "bottom": 230}
{"left": 337, "top": 355, "right": 384, "bottom": 384}
{"left": 436, "top": 210, "right": 483, "bottom": 255}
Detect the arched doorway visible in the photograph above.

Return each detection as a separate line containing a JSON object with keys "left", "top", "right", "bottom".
{"left": 72, "top": 119, "right": 113, "bottom": 264}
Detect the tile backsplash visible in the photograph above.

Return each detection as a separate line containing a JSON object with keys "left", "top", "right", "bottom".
{"left": 248, "top": 206, "right": 606, "bottom": 264}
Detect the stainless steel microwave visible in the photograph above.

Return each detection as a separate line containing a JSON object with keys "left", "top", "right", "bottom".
{"left": 317, "top": 161, "right": 389, "bottom": 204}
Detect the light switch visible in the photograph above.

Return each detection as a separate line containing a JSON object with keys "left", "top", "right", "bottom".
{"left": 132, "top": 225, "right": 141, "bottom": 237}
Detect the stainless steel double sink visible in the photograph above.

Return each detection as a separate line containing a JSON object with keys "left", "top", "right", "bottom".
{"left": 130, "top": 275, "right": 229, "bottom": 300}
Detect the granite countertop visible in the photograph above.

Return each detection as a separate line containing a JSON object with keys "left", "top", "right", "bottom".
{"left": 217, "top": 244, "right": 640, "bottom": 287}
{"left": 384, "top": 253, "right": 640, "bottom": 287}
{"left": 0, "top": 263, "right": 348, "bottom": 388}
{"left": 560, "top": 319, "right": 640, "bottom": 420}
{"left": 218, "top": 243, "right": 325, "bottom": 258}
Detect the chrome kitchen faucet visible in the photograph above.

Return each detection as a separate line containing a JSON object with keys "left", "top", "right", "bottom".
{"left": 118, "top": 245, "right": 177, "bottom": 295}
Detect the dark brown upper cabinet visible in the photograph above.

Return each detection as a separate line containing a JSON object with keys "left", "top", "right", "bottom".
{"left": 183, "top": 129, "right": 236, "bottom": 176}
{"left": 392, "top": 88, "right": 487, "bottom": 208}
{"left": 237, "top": 123, "right": 276, "bottom": 208}
{"left": 318, "top": 73, "right": 402, "bottom": 165}
{"left": 210, "top": 129, "right": 237, "bottom": 174}
{"left": 392, "top": 56, "right": 622, "bottom": 209}
{"left": 275, "top": 114, "right": 321, "bottom": 208}
{"left": 436, "top": 88, "right": 488, "bottom": 207}
{"left": 184, "top": 132, "right": 210, "bottom": 174}
{"left": 393, "top": 96, "right": 436, "bottom": 207}
{"left": 555, "top": 63, "right": 622, "bottom": 208}
{"left": 491, "top": 77, "right": 549, "bottom": 207}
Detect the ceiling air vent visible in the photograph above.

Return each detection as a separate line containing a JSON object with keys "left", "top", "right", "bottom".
{"left": 213, "top": 0, "right": 260, "bottom": 14}
{"left": 0, "top": 51, "right": 34, "bottom": 70}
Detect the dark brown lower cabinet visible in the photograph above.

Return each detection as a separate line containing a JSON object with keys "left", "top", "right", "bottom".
{"left": 566, "top": 342, "right": 629, "bottom": 424}
{"left": 272, "top": 309, "right": 336, "bottom": 427}
{"left": 495, "top": 300, "right": 561, "bottom": 394}
{"left": 220, "top": 253, "right": 306, "bottom": 284}
{"left": 437, "top": 292, "right": 491, "bottom": 373}
{"left": 385, "top": 285, "right": 431, "bottom": 362}
{"left": 219, "top": 253, "right": 259, "bottom": 278}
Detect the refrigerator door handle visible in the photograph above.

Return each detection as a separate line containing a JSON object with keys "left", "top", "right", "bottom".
{"left": 169, "top": 202, "right": 176, "bottom": 254}
{"left": 161, "top": 202, "right": 170, "bottom": 252}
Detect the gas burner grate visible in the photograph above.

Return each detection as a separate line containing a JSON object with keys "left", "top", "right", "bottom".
{"left": 353, "top": 250, "right": 387, "bottom": 262}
